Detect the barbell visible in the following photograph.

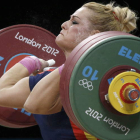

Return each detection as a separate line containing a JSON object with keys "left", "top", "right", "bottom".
{"left": 60, "top": 31, "right": 140, "bottom": 140}
{"left": 0, "top": 24, "right": 140, "bottom": 140}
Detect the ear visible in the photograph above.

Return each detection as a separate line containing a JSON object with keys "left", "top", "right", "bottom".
{"left": 90, "top": 30, "right": 100, "bottom": 35}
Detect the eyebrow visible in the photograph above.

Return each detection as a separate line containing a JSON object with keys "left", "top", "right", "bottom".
{"left": 70, "top": 15, "right": 81, "bottom": 20}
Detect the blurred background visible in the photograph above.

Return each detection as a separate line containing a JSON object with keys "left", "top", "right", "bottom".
{"left": 0, "top": 0, "right": 139, "bottom": 139}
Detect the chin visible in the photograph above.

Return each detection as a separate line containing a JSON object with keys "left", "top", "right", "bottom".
{"left": 55, "top": 34, "right": 62, "bottom": 43}
{"left": 55, "top": 37, "right": 65, "bottom": 49}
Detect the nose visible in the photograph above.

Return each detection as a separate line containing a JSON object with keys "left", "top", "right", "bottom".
{"left": 61, "top": 21, "right": 69, "bottom": 30}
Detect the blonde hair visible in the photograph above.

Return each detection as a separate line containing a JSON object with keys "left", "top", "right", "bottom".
{"left": 83, "top": 2, "right": 138, "bottom": 33}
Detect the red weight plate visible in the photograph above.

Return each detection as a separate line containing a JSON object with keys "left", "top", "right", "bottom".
{"left": 120, "top": 83, "right": 140, "bottom": 103}
{"left": 0, "top": 107, "right": 35, "bottom": 128}
{"left": 0, "top": 24, "right": 65, "bottom": 128}
{"left": 60, "top": 31, "right": 134, "bottom": 131}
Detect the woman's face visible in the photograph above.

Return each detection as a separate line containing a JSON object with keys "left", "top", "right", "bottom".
{"left": 55, "top": 7, "right": 93, "bottom": 54}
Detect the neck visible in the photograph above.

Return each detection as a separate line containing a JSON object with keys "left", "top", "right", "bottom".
{"left": 64, "top": 51, "right": 71, "bottom": 59}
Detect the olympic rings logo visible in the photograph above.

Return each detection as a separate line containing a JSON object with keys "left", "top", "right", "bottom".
{"left": 78, "top": 79, "right": 93, "bottom": 91}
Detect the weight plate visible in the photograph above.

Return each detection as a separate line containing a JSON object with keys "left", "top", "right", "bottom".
{"left": 108, "top": 71, "right": 140, "bottom": 114}
{"left": 0, "top": 24, "right": 65, "bottom": 128}
{"left": 99, "top": 65, "right": 140, "bottom": 115}
{"left": 60, "top": 31, "right": 133, "bottom": 130}
{"left": 60, "top": 31, "right": 140, "bottom": 140}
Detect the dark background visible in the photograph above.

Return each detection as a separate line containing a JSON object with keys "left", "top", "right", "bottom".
{"left": 0, "top": 0, "right": 139, "bottom": 139}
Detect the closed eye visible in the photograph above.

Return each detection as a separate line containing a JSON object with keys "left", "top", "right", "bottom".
{"left": 70, "top": 15, "right": 79, "bottom": 25}
{"left": 72, "top": 21, "right": 78, "bottom": 24}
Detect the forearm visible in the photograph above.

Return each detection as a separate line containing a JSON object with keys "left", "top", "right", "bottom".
{"left": 0, "top": 56, "right": 52, "bottom": 89}
{"left": 0, "top": 60, "right": 31, "bottom": 108}
{"left": 0, "top": 56, "right": 49, "bottom": 108}
{"left": 0, "top": 63, "right": 29, "bottom": 89}
{"left": 0, "top": 56, "right": 57, "bottom": 110}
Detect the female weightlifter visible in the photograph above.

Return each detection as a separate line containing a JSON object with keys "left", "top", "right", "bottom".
{"left": 0, "top": 1, "right": 138, "bottom": 140}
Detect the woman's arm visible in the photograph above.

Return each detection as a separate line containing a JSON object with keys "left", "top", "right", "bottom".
{"left": 0, "top": 63, "right": 30, "bottom": 108}
{"left": 0, "top": 55, "right": 62, "bottom": 114}
{"left": 0, "top": 57, "right": 50, "bottom": 109}
{"left": 24, "top": 68, "right": 62, "bottom": 115}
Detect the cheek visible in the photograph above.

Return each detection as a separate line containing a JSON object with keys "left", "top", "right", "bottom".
{"left": 55, "top": 27, "right": 90, "bottom": 50}
{"left": 71, "top": 27, "right": 90, "bottom": 44}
